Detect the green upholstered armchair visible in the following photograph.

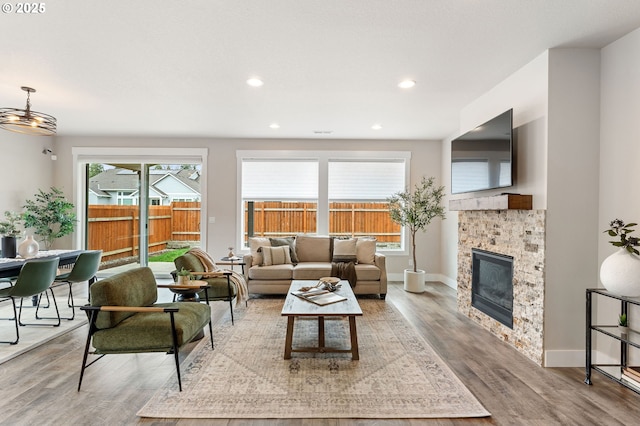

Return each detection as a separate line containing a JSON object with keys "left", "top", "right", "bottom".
{"left": 78, "top": 267, "right": 213, "bottom": 392}
{"left": 174, "top": 252, "right": 237, "bottom": 323}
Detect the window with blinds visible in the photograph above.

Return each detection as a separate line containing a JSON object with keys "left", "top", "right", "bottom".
{"left": 239, "top": 152, "right": 409, "bottom": 250}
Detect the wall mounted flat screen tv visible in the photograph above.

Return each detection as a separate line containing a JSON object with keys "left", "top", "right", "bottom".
{"left": 451, "top": 109, "right": 513, "bottom": 194}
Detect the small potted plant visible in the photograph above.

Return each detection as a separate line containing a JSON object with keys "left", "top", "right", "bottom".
{"left": 387, "top": 176, "right": 446, "bottom": 293}
{"left": 0, "top": 210, "right": 22, "bottom": 258}
{"left": 619, "top": 313, "right": 629, "bottom": 334}
{"left": 176, "top": 267, "right": 192, "bottom": 285}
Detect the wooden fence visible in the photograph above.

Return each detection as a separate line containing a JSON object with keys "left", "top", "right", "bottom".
{"left": 88, "top": 201, "right": 201, "bottom": 262}
{"left": 244, "top": 201, "right": 401, "bottom": 243}
{"left": 89, "top": 201, "right": 400, "bottom": 262}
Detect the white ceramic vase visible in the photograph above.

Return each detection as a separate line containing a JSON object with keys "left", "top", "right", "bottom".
{"left": 600, "top": 248, "right": 640, "bottom": 297}
{"left": 404, "top": 269, "right": 426, "bottom": 293}
{"left": 18, "top": 235, "right": 39, "bottom": 259}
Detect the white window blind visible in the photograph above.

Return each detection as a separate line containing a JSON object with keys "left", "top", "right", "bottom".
{"left": 242, "top": 160, "right": 318, "bottom": 201}
{"left": 451, "top": 160, "right": 489, "bottom": 194}
{"left": 328, "top": 160, "right": 406, "bottom": 200}
{"left": 499, "top": 160, "right": 511, "bottom": 186}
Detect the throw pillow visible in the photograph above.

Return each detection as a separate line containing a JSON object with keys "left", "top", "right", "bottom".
{"left": 261, "top": 245, "right": 292, "bottom": 266}
{"left": 249, "top": 237, "right": 270, "bottom": 265}
{"left": 332, "top": 238, "right": 357, "bottom": 263}
{"left": 356, "top": 237, "right": 377, "bottom": 264}
{"left": 269, "top": 236, "right": 299, "bottom": 263}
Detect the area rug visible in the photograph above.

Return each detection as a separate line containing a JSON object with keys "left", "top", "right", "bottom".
{"left": 138, "top": 298, "right": 490, "bottom": 419}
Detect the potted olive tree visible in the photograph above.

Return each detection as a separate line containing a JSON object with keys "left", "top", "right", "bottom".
{"left": 0, "top": 211, "right": 22, "bottom": 258}
{"left": 388, "top": 176, "right": 446, "bottom": 293}
{"left": 22, "top": 187, "right": 77, "bottom": 250}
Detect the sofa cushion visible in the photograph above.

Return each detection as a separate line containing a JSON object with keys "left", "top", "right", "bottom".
{"left": 356, "top": 237, "right": 377, "bottom": 264}
{"left": 262, "top": 246, "right": 292, "bottom": 266}
{"left": 292, "top": 262, "right": 333, "bottom": 280}
{"left": 295, "top": 235, "right": 331, "bottom": 262}
{"left": 90, "top": 267, "right": 158, "bottom": 329}
{"left": 355, "top": 263, "right": 382, "bottom": 281}
{"left": 269, "top": 236, "right": 299, "bottom": 263}
{"left": 249, "top": 237, "right": 270, "bottom": 265}
{"left": 333, "top": 238, "right": 357, "bottom": 263}
{"left": 92, "top": 301, "right": 210, "bottom": 352}
{"left": 248, "top": 264, "right": 294, "bottom": 280}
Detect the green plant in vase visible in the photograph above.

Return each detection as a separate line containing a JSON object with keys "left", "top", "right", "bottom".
{"left": 0, "top": 211, "right": 22, "bottom": 258}
{"left": 176, "top": 267, "right": 192, "bottom": 284}
{"left": 387, "top": 176, "right": 446, "bottom": 293}
{"left": 22, "top": 187, "right": 76, "bottom": 250}
{"left": 619, "top": 313, "right": 628, "bottom": 327}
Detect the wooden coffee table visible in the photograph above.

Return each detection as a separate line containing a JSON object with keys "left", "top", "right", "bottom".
{"left": 281, "top": 280, "right": 363, "bottom": 360}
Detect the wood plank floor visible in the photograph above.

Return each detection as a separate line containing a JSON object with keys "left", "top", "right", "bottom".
{"left": 1, "top": 281, "right": 639, "bottom": 425}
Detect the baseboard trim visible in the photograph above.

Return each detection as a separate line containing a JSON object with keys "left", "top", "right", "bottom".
{"left": 387, "top": 273, "right": 457, "bottom": 289}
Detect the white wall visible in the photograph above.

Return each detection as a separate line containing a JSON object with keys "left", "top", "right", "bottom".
{"left": 53, "top": 136, "right": 441, "bottom": 279}
{"left": 544, "top": 48, "right": 601, "bottom": 366}
{"left": 0, "top": 132, "right": 55, "bottom": 237}
{"left": 440, "top": 51, "right": 550, "bottom": 287}
{"left": 598, "top": 27, "right": 640, "bottom": 361}
{"left": 440, "top": 48, "right": 602, "bottom": 366}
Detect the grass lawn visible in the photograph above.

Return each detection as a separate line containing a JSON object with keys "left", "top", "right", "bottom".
{"left": 148, "top": 247, "right": 190, "bottom": 262}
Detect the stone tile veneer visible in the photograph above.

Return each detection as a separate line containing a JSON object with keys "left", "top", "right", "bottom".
{"left": 457, "top": 209, "right": 546, "bottom": 365}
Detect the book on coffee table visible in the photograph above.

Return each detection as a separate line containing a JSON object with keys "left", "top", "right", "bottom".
{"left": 292, "top": 288, "right": 347, "bottom": 306}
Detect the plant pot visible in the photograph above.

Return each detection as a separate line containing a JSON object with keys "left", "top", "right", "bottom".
{"left": 177, "top": 275, "right": 190, "bottom": 285}
{"left": 619, "top": 325, "right": 630, "bottom": 334}
{"left": 600, "top": 248, "right": 640, "bottom": 297}
{"left": 404, "top": 269, "right": 426, "bottom": 293}
{"left": 1, "top": 236, "right": 17, "bottom": 258}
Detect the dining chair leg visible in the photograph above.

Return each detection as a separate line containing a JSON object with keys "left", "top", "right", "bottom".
{"left": 20, "top": 289, "right": 61, "bottom": 327}
{"left": 37, "top": 281, "right": 76, "bottom": 320}
{"left": 0, "top": 299, "right": 19, "bottom": 344}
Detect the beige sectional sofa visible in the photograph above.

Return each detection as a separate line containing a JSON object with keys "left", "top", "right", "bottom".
{"left": 242, "top": 235, "right": 387, "bottom": 299}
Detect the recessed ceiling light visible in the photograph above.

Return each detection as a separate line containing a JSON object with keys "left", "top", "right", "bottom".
{"left": 398, "top": 79, "right": 416, "bottom": 89}
{"left": 372, "top": 124, "right": 383, "bottom": 130}
{"left": 269, "top": 123, "right": 280, "bottom": 129}
{"left": 246, "top": 78, "right": 264, "bottom": 87}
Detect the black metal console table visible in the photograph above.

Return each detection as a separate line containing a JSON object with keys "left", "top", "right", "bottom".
{"left": 585, "top": 288, "right": 640, "bottom": 394}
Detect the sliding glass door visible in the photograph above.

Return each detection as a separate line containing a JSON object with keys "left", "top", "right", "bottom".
{"left": 85, "top": 162, "right": 202, "bottom": 275}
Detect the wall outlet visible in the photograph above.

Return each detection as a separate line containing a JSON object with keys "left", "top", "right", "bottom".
{"left": 408, "top": 259, "right": 414, "bottom": 266}
{"left": 208, "top": 216, "right": 215, "bottom": 224}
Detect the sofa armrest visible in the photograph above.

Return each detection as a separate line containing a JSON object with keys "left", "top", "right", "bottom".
{"left": 374, "top": 253, "right": 388, "bottom": 293}
{"left": 242, "top": 254, "right": 253, "bottom": 280}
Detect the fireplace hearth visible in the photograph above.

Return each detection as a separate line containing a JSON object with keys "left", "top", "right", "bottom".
{"left": 471, "top": 249, "right": 514, "bottom": 328}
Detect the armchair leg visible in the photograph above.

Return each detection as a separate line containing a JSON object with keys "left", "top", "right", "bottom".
{"left": 208, "top": 319, "right": 214, "bottom": 349}
{"left": 169, "top": 312, "right": 182, "bottom": 392}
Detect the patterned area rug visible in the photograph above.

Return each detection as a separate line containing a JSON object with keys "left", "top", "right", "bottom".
{"left": 138, "top": 298, "right": 490, "bottom": 419}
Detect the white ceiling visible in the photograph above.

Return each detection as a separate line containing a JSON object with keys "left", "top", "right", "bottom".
{"left": 2, "top": 0, "right": 640, "bottom": 140}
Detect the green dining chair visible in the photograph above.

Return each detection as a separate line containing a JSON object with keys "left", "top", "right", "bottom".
{"left": 36, "top": 250, "right": 102, "bottom": 321}
{"left": 0, "top": 257, "right": 60, "bottom": 344}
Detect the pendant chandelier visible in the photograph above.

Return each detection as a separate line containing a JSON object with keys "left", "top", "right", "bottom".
{"left": 0, "top": 86, "right": 57, "bottom": 136}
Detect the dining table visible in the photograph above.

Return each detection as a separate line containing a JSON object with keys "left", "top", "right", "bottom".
{"left": 0, "top": 249, "right": 85, "bottom": 305}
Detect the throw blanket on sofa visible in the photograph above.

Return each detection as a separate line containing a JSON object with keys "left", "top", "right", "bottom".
{"left": 331, "top": 261, "right": 357, "bottom": 288}
{"left": 188, "top": 248, "right": 248, "bottom": 306}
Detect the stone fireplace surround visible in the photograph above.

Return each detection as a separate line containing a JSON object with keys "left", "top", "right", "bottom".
{"left": 454, "top": 199, "right": 545, "bottom": 366}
